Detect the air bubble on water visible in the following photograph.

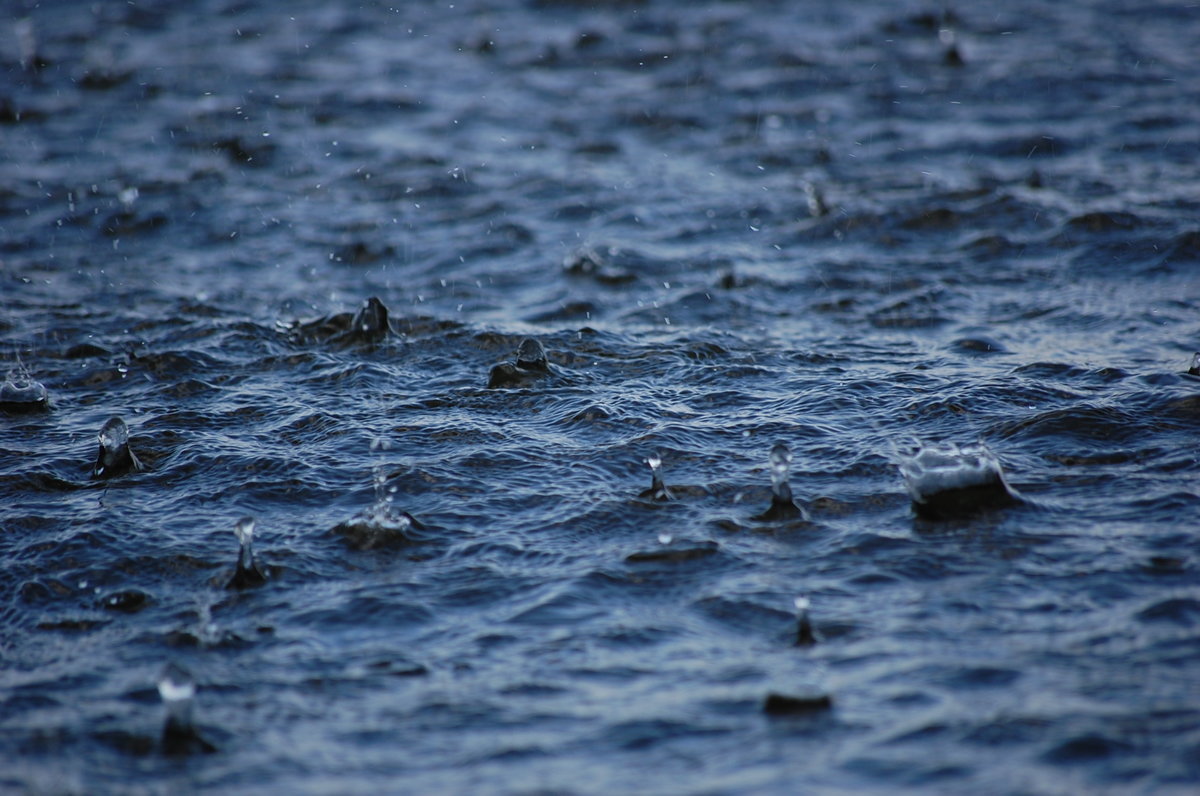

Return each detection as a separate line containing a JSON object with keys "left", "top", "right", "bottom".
{"left": 657, "top": 533, "right": 673, "bottom": 546}
{"left": 118, "top": 186, "right": 139, "bottom": 207}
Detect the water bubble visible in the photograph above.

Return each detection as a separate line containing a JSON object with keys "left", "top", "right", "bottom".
{"left": 657, "top": 533, "right": 673, "bottom": 546}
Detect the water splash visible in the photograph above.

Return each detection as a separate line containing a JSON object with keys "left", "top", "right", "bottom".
{"left": 158, "top": 662, "right": 214, "bottom": 755}
{"left": 640, "top": 451, "right": 674, "bottom": 501}
{"left": 351, "top": 296, "right": 390, "bottom": 339}
{"left": 0, "top": 358, "right": 49, "bottom": 413}
{"left": 226, "top": 516, "right": 268, "bottom": 589}
{"left": 488, "top": 337, "right": 551, "bottom": 388}
{"left": 794, "top": 595, "right": 817, "bottom": 647}
{"left": 755, "top": 441, "right": 805, "bottom": 521}
{"left": 93, "top": 416, "right": 142, "bottom": 478}
{"left": 515, "top": 337, "right": 548, "bottom": 371}
{"left": 158, "top": 661, "right": 196, "bottom": 753}
{"left": 333, "top": 466, "right": 424, "bottom": 550}
{"left": 769, "top": 442, "right": 793, "bottom": 502}
{"left": 898, "top": 441, "right": 1020, "bottom": 520}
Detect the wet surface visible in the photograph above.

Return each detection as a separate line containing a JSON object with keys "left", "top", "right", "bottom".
{"left": 2, "top": 0, "right": 1199, "bottom": 792}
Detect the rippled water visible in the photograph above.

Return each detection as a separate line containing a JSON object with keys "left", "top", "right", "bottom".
{"left": 3, "top": 0, "right": 1199, "bottom": 792}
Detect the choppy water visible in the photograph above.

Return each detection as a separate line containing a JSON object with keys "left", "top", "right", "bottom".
{"left": 3, "top": 0, "right": 1200, "bottom": 792}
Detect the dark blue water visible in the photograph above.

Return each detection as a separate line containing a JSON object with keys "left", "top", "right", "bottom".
{"left": 3, "top": 0, "right": 1199, "bottom": 792}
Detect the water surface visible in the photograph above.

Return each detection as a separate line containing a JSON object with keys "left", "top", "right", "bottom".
{"left": 2, "top": 1, "right": 1199, "bottom": 793}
